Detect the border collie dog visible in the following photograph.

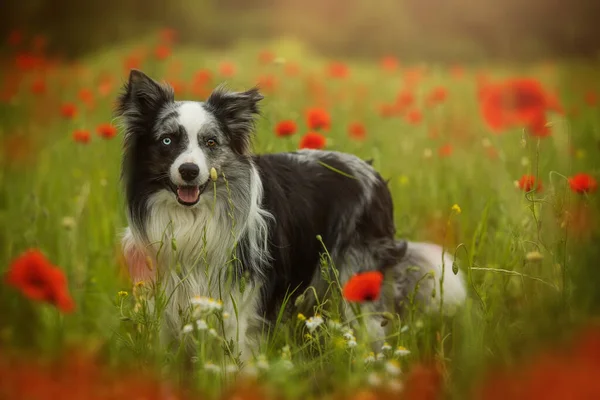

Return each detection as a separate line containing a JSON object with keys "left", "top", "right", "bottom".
{"left": 117, "top": 69, "right": 466, "bottom": 358}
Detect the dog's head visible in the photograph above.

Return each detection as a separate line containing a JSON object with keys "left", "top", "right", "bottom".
{"left": 116, "top": 69, "right": 263, "bottom": 208}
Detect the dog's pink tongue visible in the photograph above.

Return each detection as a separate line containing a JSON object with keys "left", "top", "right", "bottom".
{"left": 177, "top": 186, "right": 200, "bottom": 203}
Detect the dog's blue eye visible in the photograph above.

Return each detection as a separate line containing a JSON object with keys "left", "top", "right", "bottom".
{"left": 162, "top": 137, "right": 172, "bottom": 146}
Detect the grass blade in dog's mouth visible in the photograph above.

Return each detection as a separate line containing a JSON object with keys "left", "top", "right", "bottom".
{"left": 177, "top": 186, "right": 200, "bottom": 204}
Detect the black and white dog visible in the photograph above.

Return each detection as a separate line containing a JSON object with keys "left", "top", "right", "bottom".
{"left": 117, "top": 69, "right": 466, "bottom": 358}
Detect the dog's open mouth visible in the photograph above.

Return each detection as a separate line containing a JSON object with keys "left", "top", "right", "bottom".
{"left": 176, "top": 182, "right": 209, "bottom": 206}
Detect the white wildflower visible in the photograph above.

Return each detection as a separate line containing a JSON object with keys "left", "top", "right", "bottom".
{"left": 305, "top": 315, "right": 324, "bottom": 332}
{"left": 364, "top": 352, "right": 376, "bottom": 364}
{"left": 385, "top": 360, "right": 402, "bottom": 377}
{"left": 376, "top": 352, "right": 386, "bottom": 361}
{"left": 191, "top": 296, "right": 223, "bottom": 314}
{"left": 367, "top": 372, "right": 382, "bottom": 387}
{"left": 381, "top": 342, "right": 392, "bottom": 352}
{"left": 346, "top": 339, "right": 357, "bottom": 349}
{"left": 342, "top": 330, "right": 355, "bottom": 340}
{"left": 224, "top": 364, "right": 238, "bottom": 374}
{"left": 400, "top": 325, "right": 409, "bottom": 333}
{"left": 394, "top": 346, "right": 411, "bottom": 357}
{"left": 182, "top": 324, "right": 194, "bottom": 334}
{"left": 388, "top": 379, "right": 405, "bottom": 393}
{"left": 256, "top": 355, "right": 269, "bottom": 371}
{"left": 196, "top": 319, "right": 208, "bottom": 331}
{"left": 208, "top": 328, "right": 218, "bottom": 337}
{"left": 327, "top": 320, "right": 343, "bottom": 331}
{"left": 222, "top": 312, "right": 230, "bottom": 319}
{"left": 204, "top": 362, "right": 221, "bottom": 374}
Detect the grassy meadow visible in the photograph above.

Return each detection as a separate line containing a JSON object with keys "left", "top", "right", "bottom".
{"left": 1, "top": 31, "right": 600, "bottom": 399}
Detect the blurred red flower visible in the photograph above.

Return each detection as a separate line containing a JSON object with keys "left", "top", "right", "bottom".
{"left": 450, "top": 65, "right": 465, "bottom": 79}
{"left": 257, "top": 74, "right": 277, "bottom": 93}
{"left": 153, "top": 45, "right": 171, "bottom": 61}
{"left": 285, "top": 62, "right": 300, "bottom": 77}
{"left": 378, "top": 103, "right": 398, "bottom": 118}
{"left": 584, "top": 91, "right": 598, "bottom": 107}
{"left": 30, "top": 78, "right": 46, "bottom": 95}
{"left": 159, "top": 28, "right": 178, "bottom": 44}
{"left": 78, "top": 88, "right": 94, "bottom": 105}
{"left": 60, "top": 103, "right": 77, "bottom": 119}
{"left": 258, "top": 50, "right": 275, "bottom": 64}
{"left": 193, "top": 69, "right": 212, "bottom": 86}
{"left": 96, "top": 123, "right": 117, "bottom": 140}
{"left": 275, "top": 120, "right": 297, "bottom": 137}
{"left": 348, "top": 122, "right": 367, "bottom": 141}
{"left": 343, "top": 271, "right": 383, "bottom": 302}
{"left": 518, "top": 175, "right": 543, "bottom": 192}
{"left": 396, "top": 89, "right": 415, "bottom": 110}
{"left": 405, "top": 109, "right": 423, "bottom": 125}
{"left": 73, "top": 130, "right": 91, "bottom": 144}
{"left": 305, "top": 107, "right": 331, "bottom": 130}
{"left": 403, "top": 362, "right": 444, "bottom": 400}
{"left": 327, "top": 61, "right": 350, "bottom": 79}
{"left": 8, "top": 29, "right": 23, "bottom": 46}
{"left": 124, "top": 54, "right": 143, "bottom": 72}
{"left": 426, "top": 86, "right": 448, "bottom": 106}
{"left": 380, "top": 56, "right": 399, "bottom": 72}
{"left": 438, "top": 143, "right": 453, "bottom": 157}
{"left": 219, "top": 62, "right": 236, "bottom": 78}
{"left": 167, "top": 79, "right": 186, "bottom": 96}
{"left": 475, "top": 325, "right": 600, "bottom": 400}
{"left": 478, "top": 78, "right": 558, "bottom": 136}
{"left": 568, "top": 173, "right": 597, "bottom": 194}
{"left": 299, "top": 132, "right": 326, "bottom": 149}
{"left": 4, "top": 249, "right": 75, "bottom": 313}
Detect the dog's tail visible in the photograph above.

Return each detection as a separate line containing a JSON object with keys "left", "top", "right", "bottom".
{"left": 390, "top": 241, "right": 467, "bottom": 316}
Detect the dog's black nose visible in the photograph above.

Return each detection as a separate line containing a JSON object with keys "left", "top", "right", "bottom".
{"left": 179, "top": 163, "right": 200, "bottom": 182}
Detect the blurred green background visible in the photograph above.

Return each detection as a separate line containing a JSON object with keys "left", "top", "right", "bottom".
{"left": 3, "top": 0, "right": 600, "bottom": 61}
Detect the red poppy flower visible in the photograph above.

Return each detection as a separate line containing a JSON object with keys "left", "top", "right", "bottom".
{"left": 348, "top": 122, "right": 366, "bottom": 141}
{"left": 299, "top": 132, "right": 326, "bottom": 150}
{"left": 8, "top": 29, "right": 23, "bottom": 46}
{"left": 478, "top": 78, "right": 556, "bottom": 135}
{"left": 450, "top": 65, "right": 465, "bottom": 79}
{"left": 380, "top": 56, "right": 399, "bottom": 72}
{"left": 4, "top": 249, "right": 75, "bottom": 313}
{"left": 568, "top": 173, "right": 597, "bottom": 194}
{"left": 305, "top": 108, "right": 331, "bottom": 131}
{"left": 123, "top": 54, "right": 143, "bottom": 71}
{"left": 396, "top": 89, "right": 415, "bottom": 110}
{"left": 258, "top": 50, "right": 275, "bottom": 64}
{"left": 167, "top": 79, "right": 186, "bottom": 96}
{"left": 30, "top": 78, "right": 46, "bottom": 95}
{"left": 257, "top": 74, "right": 277, "bottom": 93}
{"left": 438, "top": 143, "right": 453, "bottom": 157}
{"left": 405, "top": 109, "right": 423, "bottom": 125}
{"left": 219, "top": 62, "right": 236, "bottom": 78}
{"left": 285, "top": 62, "right": 300, "bottom": 77}
{"left": 518, "top": 175, "right": 543, "bottom": 192}
{"left": 153, "top": 45, "right": 171, "bottom": 61}
{"left": 193, "top": 69, "right": 212, "bottom": 86}
{"left": 96, "top": 123, "right": 117, "bottom": 140}
{"left": 60, "top": 103, "right": 77, "bottom": 119}
{"left": 73, "top": 130, "right": 90, "bottom": 144}
{"left": 78, "top": 88, "right": 94, "bottom": 105}
{"left": 426, "top": 86, "right": 448, "bottom": 106}
{"left": 584, "top": 91, "right": 598, "bottom": 107}
{"left": 274, "top": 120, "right": 297, "bottom": 137}
{"left": 403, "top": 362, "right": 444, "bottom": 400}
{"left": 159, "top": 28, "right": 177, "bottom": 45}
{"left": 378, "top": 103, "right": 398, "bottom": 118}
{"left": 343, "top": 271, "right": 383, "bottom": 302}
{"left": 327, "top": 61, "right": 350, "bottom": 79}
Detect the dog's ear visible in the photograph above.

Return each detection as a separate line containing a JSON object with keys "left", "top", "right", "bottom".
{"left": 205, "top": 86, "right": 264, "bottom": 155}
{"left": 115, "top": 69, "right": 174, "bottom": 128}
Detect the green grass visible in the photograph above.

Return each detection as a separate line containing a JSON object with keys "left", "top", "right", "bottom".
{"left": 1, "top": 36, "right": 599, "bottom": 399}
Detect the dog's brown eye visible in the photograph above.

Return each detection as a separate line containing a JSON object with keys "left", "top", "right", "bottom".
{"left": 206, "top": 139, "right": 217, "bottom": 147}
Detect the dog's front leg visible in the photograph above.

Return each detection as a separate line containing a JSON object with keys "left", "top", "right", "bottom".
{"left": 221, "top": 284, "right": 262, "bottom": 364}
